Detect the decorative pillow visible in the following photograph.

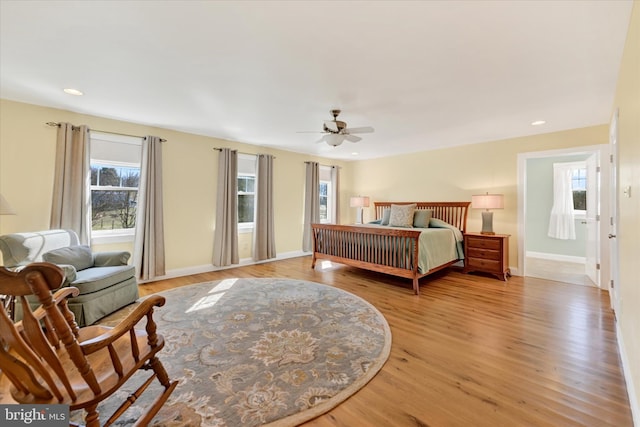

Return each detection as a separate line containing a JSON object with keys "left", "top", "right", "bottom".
{"left": 43, "top": 245, "right": 93, "bottom": 271}
{"left": 413, "top": 209, "right": 433, "bottom": 228}
{"left": 381, "top": 208, "right": 391, "bottom": 225}
{"left": 388, "top": 204, "right": 416, "bottom": 227}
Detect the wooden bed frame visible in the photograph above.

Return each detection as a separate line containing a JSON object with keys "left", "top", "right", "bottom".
{"left": 311, "top": 202, "right": 470, "bottom": 295}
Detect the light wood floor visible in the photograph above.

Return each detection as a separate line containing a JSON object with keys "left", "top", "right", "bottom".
{"left": 526, "top": 256, "right": 596, "bottom": 287}
{"left": 141, "top": 256, "right": 633, "bottom": 427}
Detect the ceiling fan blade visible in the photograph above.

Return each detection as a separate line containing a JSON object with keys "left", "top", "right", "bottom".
{"left": 344, "top": 134, "right": 362, "bottom": 143}
{"left": 315, "top": 136, "right": 327, "bottom": 144}
{"left": 296, "top": 131, "right": 325, "bottom": 133}
{"left": 324, "top": 120, "right": 339, "bottom": 133}
{"left": 344, "top": 126, "right": 374, "bottom": 134}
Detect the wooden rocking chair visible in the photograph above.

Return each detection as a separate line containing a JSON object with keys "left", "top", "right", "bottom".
{"left": 0, "top": 263, "right": 177, "bottom": 426}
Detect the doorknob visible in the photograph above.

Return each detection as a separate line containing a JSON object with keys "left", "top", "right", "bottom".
{"left": 608, "top": 234, "right": 617, "bottom": 239}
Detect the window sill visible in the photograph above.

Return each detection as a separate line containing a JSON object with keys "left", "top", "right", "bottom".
{"left": 238, "top": 224, "right": 254, "bottom": 234}
{"left": 91, "top": 231, "right": 135, "bottom": 245}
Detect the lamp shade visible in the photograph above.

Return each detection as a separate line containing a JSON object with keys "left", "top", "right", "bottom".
{"left": 471, "top": 193, "right": 504, "bottom": 210}
{"left": 350, "top": 196, "right": 370, "bottom": 208}
{"left": 0, "top": 194, "right": 16, "bottom": 215}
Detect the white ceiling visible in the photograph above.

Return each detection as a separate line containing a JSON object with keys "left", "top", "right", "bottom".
{"left": 0, "top": 1, "right": 633, "bottom": 160}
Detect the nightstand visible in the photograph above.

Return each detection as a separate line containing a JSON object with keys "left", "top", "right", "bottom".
{"left": 463, "top": 232, "right": 510, "bottom": 281}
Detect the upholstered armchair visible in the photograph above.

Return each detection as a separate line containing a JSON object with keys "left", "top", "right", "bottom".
{"left": 0, "top": 229, "right": 139, "bottom": 326}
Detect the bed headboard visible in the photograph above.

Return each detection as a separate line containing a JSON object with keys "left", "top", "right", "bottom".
{"left": 374, "top": 202, "right": 471, "bottom": 233}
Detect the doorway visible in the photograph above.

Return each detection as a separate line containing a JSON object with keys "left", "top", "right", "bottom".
{"left": 517, "top": 145, "right": 610, "bottom": 288}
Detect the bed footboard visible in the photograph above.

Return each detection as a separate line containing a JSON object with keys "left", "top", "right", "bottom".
{"left": 311, "top": 224, "right": 423, "bottom": 294}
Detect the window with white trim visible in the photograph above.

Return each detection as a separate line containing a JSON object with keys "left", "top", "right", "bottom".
{"left": 89, "top": 132, "right": 143, "bottom": 241}
{"left": 238, "top": 154, "right": 256, "bottom": 230}
{"left": 319, "top": 165, "right": 333, "bottom": 223}
{"left": 571, "top": 165, "right": 587, "bottom": 212}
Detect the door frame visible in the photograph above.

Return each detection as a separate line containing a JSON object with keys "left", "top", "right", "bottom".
{"left": 517, "top": 144, "right": 610, "bottom": 286}
{"left": 608, "top": 109, "right": 620, "bottom": 311}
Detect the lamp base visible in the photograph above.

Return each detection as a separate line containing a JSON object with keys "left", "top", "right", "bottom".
{"left": 356, "top": 207, "right": 364, "bottom": 224}
{"left": 480, "top": 211, "right": 495, "bottom": 235}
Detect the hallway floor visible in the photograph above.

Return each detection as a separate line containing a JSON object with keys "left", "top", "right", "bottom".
{"left": 526, "top": 256, "right": 597, "bottom": 287}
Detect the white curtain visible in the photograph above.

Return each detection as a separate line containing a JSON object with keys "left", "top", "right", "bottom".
{"left": 548, "top": 162, "right": 576, "bottom": 240}
{"left": 212, "top": 148, "right": 239, "bottom": 266}
{"left": 50, "top": 123, "right": 91, "bottom": 245}
{"left": 252, "top": 154, "right": 276, "bottom": 261}
{"left": 133, "top": 136, "right": 165, "bottom": 280}
{"left": 302, "top": 162, "right": 320, "bottom": 252}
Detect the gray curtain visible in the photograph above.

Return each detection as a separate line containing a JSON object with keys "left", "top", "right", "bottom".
{"left": 213, "top": 148, "right": 239, "bottom": 266}
{"left": 133, "top": 136, "right": 166, "bottom": 280}
{"left": 302, "top": 161, "right": 320, "bottom": 252}
{"left": 253, "top": 154, "right": 276, "bottom": 261}
{"left": 331, "top": 165, "right": 340, "bottom": 224}
{"left": 50, "top": 123, "right": 91, "bottom": 245}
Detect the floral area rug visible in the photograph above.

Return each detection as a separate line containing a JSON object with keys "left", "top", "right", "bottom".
{"left": 72, "top": 278, "right": 391, "bottom": 426}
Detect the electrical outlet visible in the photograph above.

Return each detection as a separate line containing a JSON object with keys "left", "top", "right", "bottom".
{"left": 623, "top": 186, "right": 631, "bottom": 198}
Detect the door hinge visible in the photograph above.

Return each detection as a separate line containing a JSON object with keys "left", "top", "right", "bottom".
{"left": 610, "top": 154, "right": 614, "bottom": 163}
{"left": 611, "top": 217, "right": 614, "bottom": 226}
{"left": 596, "top": 214, "right": 600, "bottom": 221}
{"left": 596, "top": 166, "right": 601, "bottom": 173}
{"left": 611, "top": 279, "right": 615, "bottom": 288}
{"left": 596, "top": 263, "right": 600, "bottom": 270}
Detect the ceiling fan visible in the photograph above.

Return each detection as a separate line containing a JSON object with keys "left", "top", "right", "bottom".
{"left": 298, "top": 109, "right": 374, "bottom": 147}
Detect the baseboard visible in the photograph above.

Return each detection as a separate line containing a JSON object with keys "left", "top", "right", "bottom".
{"left": 616, "top": 320, "right": 640, "bottom": 426}
{"left": 526, "top": 251, "right": 586, "bottom": 264}
{"left": 140, "top": 250, "right": 308, "bottom": 283}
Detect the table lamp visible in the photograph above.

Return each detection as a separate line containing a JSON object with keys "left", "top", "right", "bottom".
{"left": 471, "top": 193, "right": 503, "bottom": 235}
{"left": 350, "top": 196, "right": 370, "bottom": 224}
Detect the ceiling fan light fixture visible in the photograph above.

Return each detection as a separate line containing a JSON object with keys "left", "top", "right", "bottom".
{"left": 325, "top": 134, "right": 345, "bottom": 147}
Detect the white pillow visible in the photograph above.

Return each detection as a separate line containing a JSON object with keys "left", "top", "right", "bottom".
{"left": 388, "top": 204, "right": 416, "bottom": 227}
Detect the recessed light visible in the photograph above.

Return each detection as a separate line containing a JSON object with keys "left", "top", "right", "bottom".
{"left": 531, "top": 120, "right": 546, "bottom": 126}
{"left": 63, "top": 88, "right": 84, "bottom": 96}
{"left": 351, "top": 152, "right": 359, "bottom": 156}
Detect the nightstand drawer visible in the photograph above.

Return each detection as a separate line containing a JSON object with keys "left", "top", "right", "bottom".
{"left": 466, "top": 236, "right": 501, "bottom": 250}
{"left": 467, "top": 257, "right": 500, "bottom": 272}
{"left": 467, "top": 248, "right": 500, "bottom": 260}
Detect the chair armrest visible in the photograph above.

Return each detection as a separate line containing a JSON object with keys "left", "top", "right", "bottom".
{"left": 57, "top": 264, "right": 77, "bottom": 284}
{"left": 79, "top": 295, "right": 166, "bottom": 354}
{"left": 17, "top": 286, "right": 80, "bottom": 328}
{"left": 93, "top": 251, "right": 131, "bottom": 267}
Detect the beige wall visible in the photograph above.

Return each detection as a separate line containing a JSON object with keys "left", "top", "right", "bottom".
{"left": 0, "top": 4, "right": 637, "bottom": 416}
{"left": 0, "top": 99, "right": 351, "bottom": 269}
{"left": 612, "top": 0, "right": 640, "bottom": 419}
{"left": 347, "top": 125, "right": 609, "bottom": 269}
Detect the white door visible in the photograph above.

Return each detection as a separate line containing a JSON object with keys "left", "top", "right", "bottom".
{"left": 608, "top": 110, "right": 620, "bottom": 312}
{"left": 585, "top": 153, "right": 599, "bottom": 286}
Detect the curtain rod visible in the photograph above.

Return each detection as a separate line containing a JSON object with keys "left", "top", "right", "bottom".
{"left": 46, "top": 122, "right": 166, "bottom": 142}
{"left": 213, "top": 147, "right": 275, "bottom": 159}
{"left": 304, "top": 161, "right": 340, "bottom": 168}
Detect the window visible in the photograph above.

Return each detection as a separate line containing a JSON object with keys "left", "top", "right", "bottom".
{"left": 238, "top": 175, "right": 255, "bottom": 224}
{"left": 571, "top": 167, "right": 587, "bottom": 211}
{"left": 89, "top": 132, "right": 143, "bottom": 241}
{"left": 91, "top": 163, "right": 140, "bottom": 231}
{"left": 319, "top": 165, "right": 334, "bottom": 223}
{"left": 237, "top": 154, "right": 256, "bottom": 229}
{"left": 319, "top": 181, "right": 329, "bottom": 221}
